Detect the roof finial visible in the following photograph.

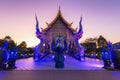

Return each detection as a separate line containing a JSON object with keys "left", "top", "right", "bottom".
{"left": 58, "top": 5, "right": 61, "bottom": 15}
{"left": 59, "top": 5, "right": 61, "bottom": 11}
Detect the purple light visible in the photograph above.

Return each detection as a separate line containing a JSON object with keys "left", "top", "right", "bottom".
{"left": 84, "top": 62, "right": 103, "bottom": 68}
{"left": 51, "top": 55, "right": 66, "bottom": 58}
{"left": 0, "top": 72, "right": 7, "bottom": 78}
{"left": 34, "top": 58, "right": 39, "bottom": 62}
{"left": 64, "top": 55, "right": 66, "bottom": 58}
{"left": 52, "top": 55, "right": 55, "bottom": 58}
{"left": 15, "top": 55, "right": 104, "bottom": 70}
{"left": 91, "top": 64, "right": 103, "bottom": 67}
{"left": 81, "top": 58, "right": 85, "bottom": 61}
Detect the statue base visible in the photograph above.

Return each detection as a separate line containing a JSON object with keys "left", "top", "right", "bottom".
{"left": 54, "top": 54, "right": 65, "bottom": 68}
{"left": 55, "top": 62, "right": 64, "bottom": 68}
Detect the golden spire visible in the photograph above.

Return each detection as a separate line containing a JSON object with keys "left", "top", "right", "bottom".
{"left": 58, "top": 5, "right": 61, "bottom": 16}
{"left": 59, "top": 5, "right": 61, "bottom": 11}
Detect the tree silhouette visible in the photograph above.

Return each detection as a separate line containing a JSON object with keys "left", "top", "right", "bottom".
{"left": 0, "top": 39, "right": 4, "bottom": 46}
{"left": 17, "top": 41, "right": 28, "bottom": 58}
{"left": 84, "top": 37, "right": 97, "bottom": 43}
{"left": 97, "top": 35, "right": 108, "bottom": 48}
{"left": 2, "top": 36, "right": 16, "bottom": 50}
{"left": 18, "top": 41, "right": 27, "bottom": 49}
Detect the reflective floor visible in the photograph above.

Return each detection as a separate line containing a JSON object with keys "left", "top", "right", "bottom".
{"left": 15, "top": 55, "right": 104, "bottom": 70}
{"left": 0, "top": 55, "right": 120, "bottom": 80}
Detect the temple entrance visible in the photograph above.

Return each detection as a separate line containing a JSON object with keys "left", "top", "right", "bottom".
{"left": 34, "top": 8, "right": 84, "bottom": 63}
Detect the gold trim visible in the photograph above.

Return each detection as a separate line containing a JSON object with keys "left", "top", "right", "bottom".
{"left": 42, "top": 8, "right": 77, "bottom": 34}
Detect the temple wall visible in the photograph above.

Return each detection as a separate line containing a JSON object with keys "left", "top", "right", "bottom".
{"left": 43, "top": 17, "right": 76, "bottom": 52}
{"left": 50, "top": 17, "right": 75, "bottom": 44}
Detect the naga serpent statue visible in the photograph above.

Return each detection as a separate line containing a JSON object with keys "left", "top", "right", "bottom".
{"left": 52, "top": 35, "right": 67, "bottom": 68}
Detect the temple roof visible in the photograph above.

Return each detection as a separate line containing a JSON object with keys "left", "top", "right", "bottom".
{"left": 42, "top": 7, "right": 77, "bottom": 33}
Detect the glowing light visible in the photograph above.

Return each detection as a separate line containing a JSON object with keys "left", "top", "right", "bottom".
{"left": 43, "top": 43, "right": 45, "bottom": 46}
{"left": 64, "top": 55, "right": 66, "bottom": 58}
{"left": 35, "top": 58, "right": 39, "bottom": 62}
{"left": 91, "top": 64, "right": 103, "bottom": 67}
{"left": 96, "top": 59, "right": 100, "bottom": 62}
{"left": 81, "top": 58, "right": 85, "bottom": 61}
{"left": 85, "top": 57, "right": 88, "bottom": 60}
{"left": 52, "top": 55, "right": 55, "bottom": 58}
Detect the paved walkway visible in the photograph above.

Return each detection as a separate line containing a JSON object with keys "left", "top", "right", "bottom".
{"left": 0, "top": 55, "right": 120, "bottom": 80}
{"left": 15, "top": 55, "right": 104, "bottom": 70}
{"left": 1, "top": 70, "right": 120, "bottom": 80}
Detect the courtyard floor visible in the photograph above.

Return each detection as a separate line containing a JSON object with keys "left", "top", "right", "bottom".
{"left": 0, "top": 55, "right": 120, "bottom": 80}
{"left": 15, "top": 54, "right": 104, "bottom": 70}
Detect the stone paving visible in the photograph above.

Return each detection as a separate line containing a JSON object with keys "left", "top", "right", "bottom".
{"left": 1, "top": 56, "right": 120, "bottom": 80}
{"left": 14, "top": 55, "right": 105, "bottom": 70}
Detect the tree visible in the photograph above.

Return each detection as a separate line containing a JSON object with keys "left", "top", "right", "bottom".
{"left": 83, "top": 37, "right": 97, "bottom": 51}
{"left": 17, "top": 41, "right": 28, "bottom": 58}
{"left": 18, "top": 41, "right": 27, "bottom": 49}
{"left": 95, "top": 35, "right": 108, "bottom": 59}
{"left": 84, "top": 37, "right": 97, "bottom": 43}
{"left": 3, "top": 36, "right": 12, "bottom": 41}
{"left": 0, "top": 39, "right": 4, "bottom": 46}
{"left": 2, "top": 36, "right": 17, "bottom": 50}
{"left": 8, "top": 40, "right": 16, "bottom": 50}
{"left": 97, "top": 35, "right": 108, "bottom": 48}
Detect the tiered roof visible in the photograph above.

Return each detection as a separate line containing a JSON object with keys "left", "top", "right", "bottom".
{"left": 42, "top": 7, "right": 77, "bottom": 33}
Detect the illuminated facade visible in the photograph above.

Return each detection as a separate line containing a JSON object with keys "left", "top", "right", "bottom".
{"left": 34, "top": 8, "right": 84, "bottom": 61}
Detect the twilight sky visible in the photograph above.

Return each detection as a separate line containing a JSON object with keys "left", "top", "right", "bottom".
{"left": 0, "top": 0, "right": 120, "bottom": 47}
